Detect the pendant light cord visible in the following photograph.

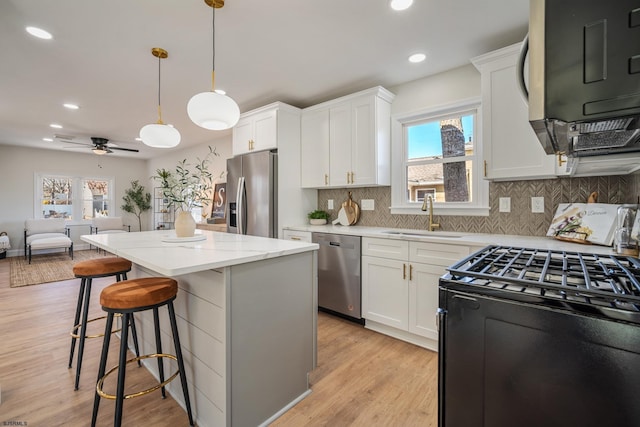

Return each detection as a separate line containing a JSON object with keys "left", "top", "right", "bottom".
{"left": 211, "top": 4, "right": 216, "bottom": 91}
{"left": 157, "top": 53, "right": 163, "bottom": 123}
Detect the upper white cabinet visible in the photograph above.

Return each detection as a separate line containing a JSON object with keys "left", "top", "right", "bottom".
{"left": 233, "top": 102, "right": 295, "bottom": 156}
{"left": 472, "top": 43, "right": 558, "bottom": 181}
{"left": 300, "top": 86, "right": 395, "bottom": 188}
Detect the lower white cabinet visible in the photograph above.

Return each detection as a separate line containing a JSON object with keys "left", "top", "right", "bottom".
{"left": 282, "top": 229, "right": 312, "bottom": 243}
{"left": 362, "top": 237, "right": 471, "bottom": 350}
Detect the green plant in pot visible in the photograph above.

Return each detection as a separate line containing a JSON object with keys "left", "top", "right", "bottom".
{"left": 308, "top": 209, "right": 330, "bottom": 225}
{"left": 121, "top": 180, "right": 151, "bottom": 231}
{"left": 152, "top": 146, "right": 222, "bottom": 237}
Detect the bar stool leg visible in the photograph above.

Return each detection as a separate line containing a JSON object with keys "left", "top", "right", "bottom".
{"left": 153, "top": 307, "right": 166, "bottom": 398}
{"left": 129, "top": 315, "right": 142, "bottom": 367}
{"left": 68, "top": 278, "right": 87, "bottom": 368}
{"left": 91, "top": 312, "right": 114, "bottom": 427}
{"left": 168, "top": 301, "right": 195, "bottom": 426}
{"left": 74, "top": 278, "right": 93, "bottom": 390}
{"left": 114, "top": 312, "right": 130, "bottom": 427}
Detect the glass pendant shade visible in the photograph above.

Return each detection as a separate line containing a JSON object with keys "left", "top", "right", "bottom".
{"left": 140, "top": 123, "right": 181, "bottom": 148}
{"left": 187, "top": 91, "right": 240, "bottom": 130}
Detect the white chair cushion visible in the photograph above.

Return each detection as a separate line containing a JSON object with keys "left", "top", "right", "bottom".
{"left": 29, "top": 236, "right": 72, "bottom": 250}
{"left": 25, "top": 218, "right": 66, "bottom": 236}
{"left": 26, "top": 232, "right": 69, "bottom": 244}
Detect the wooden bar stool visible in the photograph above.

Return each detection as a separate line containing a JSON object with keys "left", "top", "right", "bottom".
{"left": 91, "top": 277, "right": 194, "bottom": 427}
{"left": 69, "top": 257, "right": 140, "bottom": 390}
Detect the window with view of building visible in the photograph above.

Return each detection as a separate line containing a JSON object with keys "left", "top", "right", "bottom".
{"left": 36, "top": 174, "right": 114, "bottom": 220}
{"left": 391, "top": 99, "right": 489, "bottom": 216}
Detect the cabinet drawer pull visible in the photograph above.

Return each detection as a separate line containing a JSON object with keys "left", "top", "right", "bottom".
{"left": 290, "top": 237, "right": 301, "bottom": 241}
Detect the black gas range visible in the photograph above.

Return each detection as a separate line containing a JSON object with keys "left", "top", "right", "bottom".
{"left": 438, "top": 245, "right": 640, "bottom": 427}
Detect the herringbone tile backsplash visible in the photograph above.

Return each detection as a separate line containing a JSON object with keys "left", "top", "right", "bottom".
{"left": 318, "top": 174, "right": 640, "bottom": 236}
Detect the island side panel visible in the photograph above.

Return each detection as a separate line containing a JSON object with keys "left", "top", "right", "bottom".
{"left": 227, "top": 251, "right": 316, "bottom": 427}
{"left": 130, "top": 265, "right": 227, "bottom": 427}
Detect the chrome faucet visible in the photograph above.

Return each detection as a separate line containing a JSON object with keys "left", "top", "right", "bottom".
{"left": 421, "top": 195, "right": 440, "bottom": 232}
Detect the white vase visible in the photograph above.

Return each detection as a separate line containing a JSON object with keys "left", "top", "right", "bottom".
{"left": 309, "top": 218, "right": 327, "bottom": 225}
{"left": 175, "top": 211, "right": 196, "bottom": 238}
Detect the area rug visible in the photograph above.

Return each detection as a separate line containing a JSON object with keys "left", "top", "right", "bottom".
{"left": 10, "top": 250, "right": 112, "bottom": 288}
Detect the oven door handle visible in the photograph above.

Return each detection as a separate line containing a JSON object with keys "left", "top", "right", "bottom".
{"left": 436, "top": 308, "right": 447, "bottom": 333}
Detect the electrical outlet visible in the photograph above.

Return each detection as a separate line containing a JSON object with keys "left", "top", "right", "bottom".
{"left": 532, "top": 196, "right": 544, "bottom": 213}
{"left": 361, "top": 199, "right": 375, "bottom": 211}
{"left": 499, "top": 197, "right": 511, "bottom": 213}
{"left": 327, "top": 199, "right": 334, "bottom": 210}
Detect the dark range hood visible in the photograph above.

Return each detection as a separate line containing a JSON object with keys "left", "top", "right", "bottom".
{"left": 528, "top": 0, "right": 640, "bottom": 157}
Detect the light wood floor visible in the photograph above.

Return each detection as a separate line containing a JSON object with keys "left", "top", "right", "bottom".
{"left": 0, "top": 258, "right": 437, "bottom": 426}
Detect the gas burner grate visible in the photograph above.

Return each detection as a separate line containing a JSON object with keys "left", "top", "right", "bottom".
{"left": 447, "top": 245, "right": 640, "bottom": 312}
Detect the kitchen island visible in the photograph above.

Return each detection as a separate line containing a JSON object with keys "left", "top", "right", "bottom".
{"left": 82, "top": 229, "right": 318, "bottom": 427}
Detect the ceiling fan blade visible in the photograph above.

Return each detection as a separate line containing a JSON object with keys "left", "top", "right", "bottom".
{"left": 60, "top": 140, "right": 92, "bottom": 147}
{"left": 108, "top": 146, "right": 139, "bottom": 152}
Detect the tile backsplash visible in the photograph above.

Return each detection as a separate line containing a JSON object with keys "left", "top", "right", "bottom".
{"left": 318, "top": 174, "right": 640, "bottom": 236}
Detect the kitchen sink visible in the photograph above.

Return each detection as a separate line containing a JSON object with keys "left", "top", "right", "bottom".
{"left": 380, "top": 230, "right": 463, "bottom": 238}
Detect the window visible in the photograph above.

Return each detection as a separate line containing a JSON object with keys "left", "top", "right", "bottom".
{"left": 36, "top": 173, "right": 115, "bottom": 221}
{"left": 391, "top": 98, "right": 489, "bottom": 216}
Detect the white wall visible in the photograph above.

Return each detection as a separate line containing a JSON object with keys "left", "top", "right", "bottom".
{"left": 0, "top": 145, "right": 149, "bottom": 255}
{"left": 389, "top": 63, "right": 480, "bottom": 115}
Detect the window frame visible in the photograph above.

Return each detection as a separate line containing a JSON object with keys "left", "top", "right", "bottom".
{"left": 34, "top": 172, "right": 116, "bottom": 222}
{"left": 390, "top": 97, "right": 489, "bottom": 216}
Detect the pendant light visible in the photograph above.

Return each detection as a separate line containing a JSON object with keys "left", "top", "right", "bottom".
{"left": 187, "top": 0, "right": 240, "bottom": 130}
{"left": 140, "top": 47, "right": 181, "bottom": 148}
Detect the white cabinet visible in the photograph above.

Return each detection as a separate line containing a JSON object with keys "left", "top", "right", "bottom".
{"left": 472, "top": 43, "right": 558, "bottom": 181}
{"left": 300, "top": 86, "right": 394, "bottom": 188}
{"left": 362, "top": 237, "right": 471, "bottom": 350}
{"left": 282, "top": 229, "right": 312, "bottom": 243}
{"left": 232, "top": 102, "right": 317, "bottom": 238}
{"left": 232, "top": 102, "right": 288, "bottom": 156}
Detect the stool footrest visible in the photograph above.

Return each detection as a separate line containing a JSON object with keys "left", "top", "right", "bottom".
{"left": 97, "top": 353, "right": 179, "bottom": 400}
{"left": 70, "top": 313, "right": 123, "bottom": 339}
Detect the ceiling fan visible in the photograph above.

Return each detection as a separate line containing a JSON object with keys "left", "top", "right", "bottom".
{"left": 59, "top": 136, "right": 140, "bottom": 155}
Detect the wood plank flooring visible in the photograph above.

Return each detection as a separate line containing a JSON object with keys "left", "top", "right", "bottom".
{"left": 0, "top": 258, "right": 437, "bottom": 426}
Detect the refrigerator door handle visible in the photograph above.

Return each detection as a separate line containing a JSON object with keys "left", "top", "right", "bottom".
{"left": 236, "top": 176, "right": 245, "bottom": 234}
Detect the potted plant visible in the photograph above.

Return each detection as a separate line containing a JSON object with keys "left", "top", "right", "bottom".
{"left": 121, "top": 180, "right": 151, "bottom": 231}
{"left": 152, "top": 146, "right": 222, "bottom": 237}
{"left": 308, "top": 209, "right": 330, "bottom": 225}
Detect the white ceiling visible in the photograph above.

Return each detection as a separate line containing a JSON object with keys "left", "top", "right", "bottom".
{"left": 0, "top": 0, "right": 529, "bottom": 159}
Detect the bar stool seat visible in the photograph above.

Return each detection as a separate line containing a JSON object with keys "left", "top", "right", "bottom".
{"left": 91, "top": 277, "right": 194, "bottom": 427}
{"left": 69, "top": 257, "right": 140, "bottom": 391}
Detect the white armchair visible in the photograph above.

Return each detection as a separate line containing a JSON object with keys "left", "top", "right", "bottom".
{"left": 90, "top": 217, "right": 131, "bottom": 235}
{"left": 24, "top": 218, "right": 73, "bottom": 264}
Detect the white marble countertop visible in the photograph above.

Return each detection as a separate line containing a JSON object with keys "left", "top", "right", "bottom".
{"left": 284, "top": 224, "right": 618, "bottom": 255}
{"left": 81, "top": 229, "right": 318, "bottom": 277}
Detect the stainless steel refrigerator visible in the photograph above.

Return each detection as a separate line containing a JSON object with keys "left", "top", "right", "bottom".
{"left": 226, "top": 149, "right": 277, "bottom": 238}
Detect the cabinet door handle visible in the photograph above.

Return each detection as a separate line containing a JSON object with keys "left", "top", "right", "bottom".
{"left": 483, "top": 160, "right": 487, "bottom": 177}
{"left": 346, "top": 172, "right": 350, "bottom": 184}
{"left": 324, "top": 174, "right": 328, "bottom": 185}
{"left": 403, "top": 263, "right": 406, "bottom": 280}
{"left": 409, "top": 264, "right": 413, "bottom": 281}
{"left": 350, "top": 172, "right": 355, "bottom": 184}
{"left": 249, "top": 139, "right": 254, "bottom": 150}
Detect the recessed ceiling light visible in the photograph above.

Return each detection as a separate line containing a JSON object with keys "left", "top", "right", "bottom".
{"left": 390, "top": 0, "right": 413, "bottom": 11}
{"left": 42, "top": 138, "right": 53, "bottom": 142}
{"left": 408, "top": 53, "right": 426, "bottom": 63}
{"left": 26, "top": 26, "right": 53, "bottom": 40}
{"left": 63, "top": 103, "right": 79, "bottom": 110}
{"left": 50, "top": 123, "right": 63, "bottom": 129}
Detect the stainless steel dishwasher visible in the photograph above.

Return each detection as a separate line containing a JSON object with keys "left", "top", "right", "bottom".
{"left": 312, "top": 232, "right": 362, "bottom": 323}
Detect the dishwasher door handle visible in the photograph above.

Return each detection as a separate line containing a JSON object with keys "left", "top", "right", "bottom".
{"left": 329, "top": 241, "right": 341, "bottom": 247}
